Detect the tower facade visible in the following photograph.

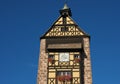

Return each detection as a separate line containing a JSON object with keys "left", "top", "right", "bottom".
{"left": 37, "top": 4, "right": 92, "bottom": 84}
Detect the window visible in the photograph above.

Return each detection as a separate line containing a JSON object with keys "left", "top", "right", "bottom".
{"left": 57, "top": 71, "right": 71, "bottom": 76}
{"left": 48, "top": 55, "right": 54, "bottom": 64}
{"left": 74, "top": 54, "right": 80, "bottom": 59}
{"left": 57, "top": 71, "right": 72, "bottom": 82}
{"left": 74, "top": 54, "right": 80, "bottom": 63}
{"left": 49, "top": 55, "right": 54, "bottom": 59}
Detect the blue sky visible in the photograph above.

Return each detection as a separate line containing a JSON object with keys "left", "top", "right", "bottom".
{"left": 0, "top": 0, "right": 120, "bottom": 84}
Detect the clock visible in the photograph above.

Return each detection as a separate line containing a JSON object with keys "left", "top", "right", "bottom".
{"left": 59, "top": 53, "right": 69, "bottom": 62}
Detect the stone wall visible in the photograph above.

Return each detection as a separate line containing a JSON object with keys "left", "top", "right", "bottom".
{"left": 83, "top": 37, "right": 92, "bottom": 84}
{"left": 37, "top": 39, "right": 48, "bottom": 84}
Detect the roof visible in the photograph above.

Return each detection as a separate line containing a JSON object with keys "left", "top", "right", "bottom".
{"left": 40, "top": 4, "right": 90, "bottom": 39}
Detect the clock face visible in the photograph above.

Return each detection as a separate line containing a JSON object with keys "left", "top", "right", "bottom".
{"left": 59, "top": 53, "right": 69, "bottom": 62}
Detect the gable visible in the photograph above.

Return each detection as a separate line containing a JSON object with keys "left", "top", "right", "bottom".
{"left": 42, "top": 16, "right": 88, "bottom": 37}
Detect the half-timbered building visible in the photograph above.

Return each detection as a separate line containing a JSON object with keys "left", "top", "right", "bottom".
{"left": 37, "top": 4, "right": 92, "bottom": 84}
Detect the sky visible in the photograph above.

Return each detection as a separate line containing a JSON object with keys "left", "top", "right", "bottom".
{"left": 0, "top": 0, "right": 120, "bottom": 84}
